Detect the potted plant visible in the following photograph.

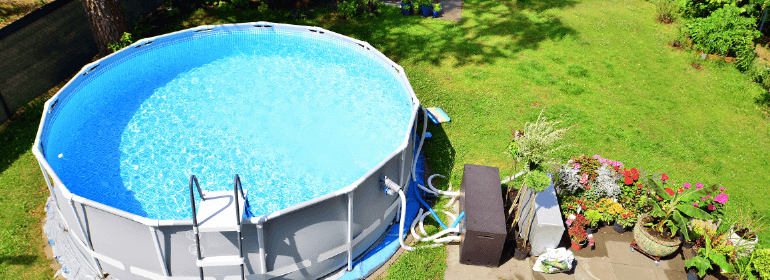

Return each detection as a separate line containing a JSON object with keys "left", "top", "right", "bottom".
{"left": 417, "top": 0, "right": 432, "bottom": 16}
{"left": 614, "top": 210, "right": 636, "bottom": 233}
{"left": 727, "top": 207, "right": 767, "bottom": 258}
{"left": 753, "top": 249, "right": 770, "bottom": 280}
{"left": 513, "top": 170, "right": 551, "bottom": 259}
{"left": 729, "top": 251, "right": 758, "bottom": 280}
{"left": 685, "top": 234, "right": 735, "bottom": 279}
{"left": 568, "top": 214, "right": 588, "bottom": 250}
{"left": 584, "top": 209, "right": 602, "bottom": 234}
{"left": 432, "top": 2, "right": 441, "bottom": 18}
{"left": 634, "top": 175, "right": 712, "bottom": 257}
{"left": 505, "top": 109, "right": 571, "bottom": 259}
{"left": 401, "top": 1, "right": 412, "bottom": 15}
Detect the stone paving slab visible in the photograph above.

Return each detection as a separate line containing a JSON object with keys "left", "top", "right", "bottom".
{"left": 610, "top": 263, "right": 659, "bottom": 280}
{"left": 446, "top": 244, "right": 534, "bottom": 280}
{"left": 443, "top": 227, "right": 689, "bottom": 280}
{"left": 572, "top": 258, "right": 616, "bottom": 280}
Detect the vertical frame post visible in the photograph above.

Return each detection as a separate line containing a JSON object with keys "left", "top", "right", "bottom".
{"left": 347, "top": 191, "right": 354, "bottom": 271}
{"left": 149, "top": 226, "right": 170, "bottom": 276}
{"left": 257, "top": 224, "right": 267, "bottom": 277}
{"left": 68, "top": 199, "right": 104, "bottom": 278}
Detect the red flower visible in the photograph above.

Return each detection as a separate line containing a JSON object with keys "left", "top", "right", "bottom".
{"left": 624, "top": 176, "right": 634, "bottom": 185}
{"left": 708, "top": 204, "right": 716, "bottom": 211}
{"left": 632, "top": 173, "right": 639, "bottom": 181}
{"left": 631, "top": 168, "right": 639, "bottom": 175}
{"left": 677, "top": 188, "right": 683, "bottom": 194}
{"left": 665, "top": 188, "right": 675, "bottom": 197}
{"left": 661, "top": 174, "right": 669, "bottom": 181}
{"left": 624, "top": 170, "right": 632, "bottom": 177}
{"left": 586, "top": 185, "right": 592, "bottom": 190}
{"left": 638, "top": 184, "right": 644, "bottom": 189}
{"left": 569, "top": 205, "right": 574, "bottom": 209}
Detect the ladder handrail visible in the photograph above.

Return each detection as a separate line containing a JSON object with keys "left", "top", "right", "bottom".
{"left": 233, "top": 174, "right": 246, "bottom": 208}
{"left": 190, "top": 175, "right": 205, "bottom": 201}
{"left": 233, "top": 174, "right": 246, "bottom": 280}
{"left": 188, "top": 175, "right": 205, "bottom": 280}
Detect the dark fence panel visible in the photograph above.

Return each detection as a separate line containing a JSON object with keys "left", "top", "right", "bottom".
{"left": 0, "top": 0, "right": 98, "bottom": 124}
{"left": 0, "top": 0, "right": 167, "bottom": 124}
{"left": 121, "top": 0, "right": 167, "bottom": 25}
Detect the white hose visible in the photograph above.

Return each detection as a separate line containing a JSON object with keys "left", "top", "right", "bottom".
{"left": 412, "top": 107, "right": 429, "bottom": 183}
{"left": 392, "top": 108, "right": 462, "bottom": 251}
{"left": 394, "top": 189, "right": 415, "bottom": 251}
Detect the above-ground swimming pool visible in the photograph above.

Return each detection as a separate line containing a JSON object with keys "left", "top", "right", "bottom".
{"left": 34, "top": 22, "right": 419, "bottom": 280}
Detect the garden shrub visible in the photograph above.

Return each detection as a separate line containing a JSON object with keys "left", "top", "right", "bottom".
{"left": 681, "top": 0, "right": 767, "bottom": 19}
{"left": 108, "top": 32, "right": 134, "bottom": 53}
{"left": 753, "top": 248, "right": 770, "bottom": 279}
{"left": 230, "top": 0, "right": 250, "bottom": 8}
{"left": 684, "top": 5, "right": 760, "bottom": 70}
{"left": 525, "top": 170, "right": 551, "bottom": 192}
{"left": 338, "top": 0, "right": 358, "bottom": 18}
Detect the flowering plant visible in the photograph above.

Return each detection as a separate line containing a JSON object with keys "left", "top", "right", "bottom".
{"left": 568, "top": 223, "right": 588, "bottom": 243}
{"left": 645, "top": 176, "right": 712, "bottom": 240}
{"left": 615, "top": 210, "right": 637, "bottom": 228}
{"left": 595, "top": 198, "right": 624, "bottom": 224}
{"left": 557, "top": 154, "right": 624, "bottom": 199}
{"left": 617, "top": 181, "right": 652, "bottom": 226}
{"left": 692, "top": 183, "right": 728, "bottom": 217}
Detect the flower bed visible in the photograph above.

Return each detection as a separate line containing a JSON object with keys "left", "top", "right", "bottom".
{"left": 549, "top": 153, "right": 764, "bottom": 279}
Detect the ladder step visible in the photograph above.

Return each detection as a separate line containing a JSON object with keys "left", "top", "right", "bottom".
{"left": 196, "top": 255, "right": 244, "bottom": 267}
{"left": 197, "top": 190, "right": 247, "bottom": 233}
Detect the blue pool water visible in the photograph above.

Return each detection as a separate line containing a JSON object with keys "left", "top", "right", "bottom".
{"left": 44, "top": 30, "right": 412, "bottom": 220}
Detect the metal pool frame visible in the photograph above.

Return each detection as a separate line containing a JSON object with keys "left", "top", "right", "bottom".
{"left": 32, "top": 22, "right": 419, "bottom": 280}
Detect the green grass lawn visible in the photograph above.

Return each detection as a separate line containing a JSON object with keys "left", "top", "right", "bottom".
{"left": 0, "top": 98, "right": 55, "bottom": 278}
{"left": 3, "top": 0, "right": 770, "bottom": 278}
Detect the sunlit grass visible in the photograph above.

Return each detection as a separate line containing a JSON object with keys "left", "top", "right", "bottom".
{"left": 3, "top": 0, "right": 769, "bottom": 278}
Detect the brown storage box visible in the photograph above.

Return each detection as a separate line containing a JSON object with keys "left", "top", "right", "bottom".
{"left": 459, "top": 164, "right": 506, "bottom": 267}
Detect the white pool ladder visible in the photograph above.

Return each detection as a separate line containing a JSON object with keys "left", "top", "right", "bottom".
{"left": 189, "top": 175, "right": 248, "bottom": 280}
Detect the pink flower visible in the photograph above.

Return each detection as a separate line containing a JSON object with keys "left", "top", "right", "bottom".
{"left": 692, "top": 203, "right": 699, "bottom": 207}
{"left": 706, "top": 195, "right": 711, "bottom": 199}
{"left": 708, "top": 204, "right": 716, "bottom": 211}
{"left": 683, "top": 183, "right": 691, "bottom": 189}
{"left": 696, "top": 182, "right": 704, "bottom": 189}
{"left": 714, "top": 193, "right": 728, "bottom": 204}
{"left": 701, "top": 197, "right": 706, "bottom": 201}
{"left": 574, "top": 163, "right": 581, "bottom": 170}
{"left": 580, "top": 173, "right": 589, "bottom": 184}
{"left": 593, "top": 154, "right": 601, "bottom": 159}
{"left": 720, "top": 186, "right": 725, "bottom": 191}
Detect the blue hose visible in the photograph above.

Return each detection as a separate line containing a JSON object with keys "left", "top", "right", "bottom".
{"left": 414, "top": 187, "right": 450, "bottom": 230}
{"left": 450, "top": 211, "right": 465, "bottom": 228}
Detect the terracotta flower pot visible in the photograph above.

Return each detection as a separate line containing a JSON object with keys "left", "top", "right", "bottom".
{"left": 570, "top": 239, "right": 584, "bottom": 250}
{"left": 632, "top": 214, "right": 681, "bottom": 257}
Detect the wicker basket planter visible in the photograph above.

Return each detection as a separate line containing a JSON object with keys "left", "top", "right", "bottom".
{"left": 633, "top": 214, "right": 681, "bottom": 257}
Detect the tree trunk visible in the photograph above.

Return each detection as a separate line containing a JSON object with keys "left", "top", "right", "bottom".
{"left": 80, "top": 0, "right": 130, "bottom": 57}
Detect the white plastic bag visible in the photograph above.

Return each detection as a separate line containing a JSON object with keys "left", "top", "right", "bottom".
{"left": 532, "top": 247, "right": 575, "bottom": 274}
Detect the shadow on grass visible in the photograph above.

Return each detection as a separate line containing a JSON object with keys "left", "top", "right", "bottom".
{"left": 0, "top": 99, "right": 44, "bottom": 175}
{"left": 0, "top": 254, "right": 39, "bottom": 265}
{"left": 422, "top": 120, "right": 456, "bottom": 183}
{"left": 132, "top": 0, "right": 579, "bottom": 67}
